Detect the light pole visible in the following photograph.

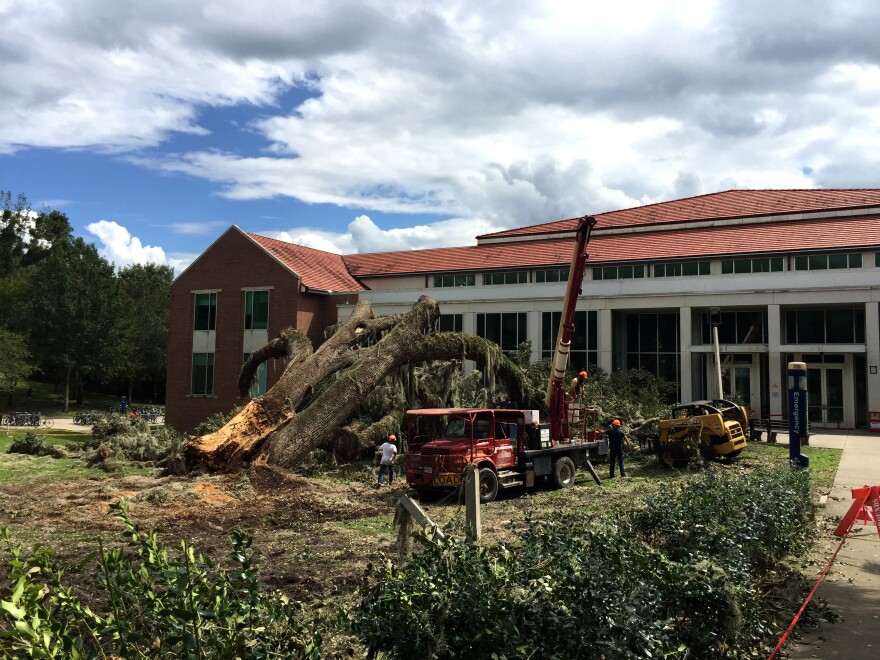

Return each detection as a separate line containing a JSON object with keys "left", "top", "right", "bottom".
{"left": 708, "top": 307, "right": 723, "bottom": 399}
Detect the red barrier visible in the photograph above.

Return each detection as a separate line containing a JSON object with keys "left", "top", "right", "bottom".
{"left": 768, "top": 484, "right": 880, "bottom": 659}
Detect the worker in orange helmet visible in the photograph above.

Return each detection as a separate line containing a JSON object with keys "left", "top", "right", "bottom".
{"left": 376, "top": 434, "right": 398, "bottom": 488}
{"left": 607, "top": 419, "right": 631, "bottom": 478}
{"left": 568, "top": 370, "right": 589, "bottom": 400}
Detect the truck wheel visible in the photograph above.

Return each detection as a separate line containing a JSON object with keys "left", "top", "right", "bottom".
{"left": 658, "top": 444, "right": 688, "bottom": 469}
{"left": 552, "top": 456, "right": 576, "bottom": 489}
{"left": 478, "top": 467, "right": 499, "bottom": 503}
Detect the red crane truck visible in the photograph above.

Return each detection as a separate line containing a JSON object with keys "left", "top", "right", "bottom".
{"left": 405, "top": 216, "right": 608, "bottom": 503}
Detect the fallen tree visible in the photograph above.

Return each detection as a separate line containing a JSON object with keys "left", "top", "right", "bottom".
{"left": 183, "top": 296, "right": 533, "bottom": 473}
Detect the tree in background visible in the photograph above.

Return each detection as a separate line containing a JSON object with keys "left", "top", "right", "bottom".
{"left": 28, "top": 238, "right": 122, "bottom": 412}
{"left": 0, "top": 327, "right": 33, "bottom": 406}
{"left": 117, "top": 263, "right": 174, "bottom": 403}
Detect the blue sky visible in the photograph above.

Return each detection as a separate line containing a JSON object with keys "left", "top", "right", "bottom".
{"left": 1, "top": 0, "right": 878, "bottom": 273}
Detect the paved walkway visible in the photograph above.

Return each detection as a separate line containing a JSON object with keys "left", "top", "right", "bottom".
{"left": 773, "top": 430, "right": 880, "bottom": 659}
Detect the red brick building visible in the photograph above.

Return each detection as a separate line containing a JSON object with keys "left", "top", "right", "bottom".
{"left": 166, "top": 226, "right": 361, "bottom": 432}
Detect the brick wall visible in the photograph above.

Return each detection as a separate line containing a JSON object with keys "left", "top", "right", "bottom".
{"left": 166, "top": 228, "right": 305, "bottom": 433}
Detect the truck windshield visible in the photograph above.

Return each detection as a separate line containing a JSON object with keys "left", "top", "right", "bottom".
{"left": 445, "top": 418, "right": 469, "bottom": 437}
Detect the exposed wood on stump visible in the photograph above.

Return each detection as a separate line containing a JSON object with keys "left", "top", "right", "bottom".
{"left": 184, "top": 295, "right": 531, "bottom": 472}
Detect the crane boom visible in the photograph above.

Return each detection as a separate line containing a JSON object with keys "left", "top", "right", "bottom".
{"left": 545, "top": 215, "right": 597, "bottom": 440}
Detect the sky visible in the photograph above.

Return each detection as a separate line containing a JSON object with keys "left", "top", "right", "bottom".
{"left": 1, "top": 0, "right": 879, "bottom": 274}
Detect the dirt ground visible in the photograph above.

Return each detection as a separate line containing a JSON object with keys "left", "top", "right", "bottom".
{"left": 0, "top": 442, "right": 843, "bottom": 655}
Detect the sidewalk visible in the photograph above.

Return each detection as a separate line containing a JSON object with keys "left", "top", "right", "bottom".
{"left": 774, "top": 430, "right": 880, "bottom": 659}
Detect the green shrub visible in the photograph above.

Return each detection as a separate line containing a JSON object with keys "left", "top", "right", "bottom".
{"left": 8, "top": 432, "right": 48, "bottom": 456}
{"left": 0, "top": 501, "right": 321, "bottom": 658}
{"left": 194, "top": 407, "right": 241, "bottom": 436}
{"left": 85, "top": 417, "right": 186, "bottom": 463}
{"left": 353, "top": 467, "right": 814, "bottom": 659}
{"left": 90, "top": 412, "right": 149, "bottom": 440}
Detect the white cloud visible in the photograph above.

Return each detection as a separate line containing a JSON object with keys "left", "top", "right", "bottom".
{"left": 4, "top": 0, "right": 880, "bottom": 251}
{"left": 85, "top": 220, "right": 169, "bottom": 268}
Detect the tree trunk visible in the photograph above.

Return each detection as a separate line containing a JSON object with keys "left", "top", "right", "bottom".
{"left": 63, "top": 367, "right": 70, "bottom": 413}
{"left": 183, "top": 296, "right": 530, "bottom": 473}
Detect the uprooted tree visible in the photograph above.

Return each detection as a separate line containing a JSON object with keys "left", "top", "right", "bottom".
{"left": 183, "top": 296, "right": 534, "bottom": 473}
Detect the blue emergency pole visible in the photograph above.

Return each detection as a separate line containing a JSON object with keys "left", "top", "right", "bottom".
{"left": 787, "top": 362, "right": 810, "bottom": 468}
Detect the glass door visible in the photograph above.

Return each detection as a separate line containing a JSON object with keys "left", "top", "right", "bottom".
{"left": 806, "top": 367, "right": 845, "bottom": 425}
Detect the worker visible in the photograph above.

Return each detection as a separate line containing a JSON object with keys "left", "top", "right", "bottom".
{"left": 568, "top": 370, "right": 589, "bottom": 400}
{"left": 376, "top": 434, "right": 398, "bottom": 488}
{"left": 606, "top": 419, "right": 631, "bottom": 478}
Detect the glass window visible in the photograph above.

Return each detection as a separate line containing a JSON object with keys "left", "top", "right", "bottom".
{"left": 771, "top": 257, "right": 784, "bottom": 271}
{"left": 436, "top": 314, "right": 463, "bottom": 332}
{"left": 794, "top": 256, "right": 808, "bottom": 270}
{"left": 536, "top": 267, "right": 568, "bottom": 283}
{"left": 191, "top": 353, "right": 215, "bottom": 395}
{"left": 435, "top": 274, "right": 475, "bottom": 287}
{"left": 477, "top": 312, "right": 527, "bottom": 353}
{"left": 849, "top": 253, "right": 862, "bottom": 268}
{"left": 483, "top": 271, "right": 528, "bottom": 285}
{"left": 244, "top": 290, "right": 269, "bottom": 330}
{"left": 541, "top": 311, "right": 596, "bottom": 368}
{"left": 876, "top": 252, "right": 880, "bottom": 267}
{"left": 654, "top": 261, "right": 708, "bottom": 277}
{"left": 243, "top": 353, "right": 267, "bottom": 397}
{"left": 809, "top": 254, "right": 827, "bottom": 270}
{"left": 734, "top": 260, "right": 750, "bottom": 274}
{"left": 828, "top": 253, "right": 848, "bottom": 269}
{"left": 721, "top": 260, "right": 733, "bottom": 274}
{"left": 593, "top": 265, "right": 645, "bottom": 280}
{"left": 194, "top": 293, "right": 217, "bottom": 331}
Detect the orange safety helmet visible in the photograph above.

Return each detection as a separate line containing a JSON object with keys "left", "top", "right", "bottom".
{"left": 579, "top": 370, "right": 589, "bottom": 379}
{"left": 612, "top": 419, "right": 621, "bottom": 427}
{"left": 388, "top": 434, "right": 397, "bottom": 442}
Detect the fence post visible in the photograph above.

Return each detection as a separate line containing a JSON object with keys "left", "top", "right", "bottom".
{"left": 463, "top": 464, "right": 482, "bottom": 544}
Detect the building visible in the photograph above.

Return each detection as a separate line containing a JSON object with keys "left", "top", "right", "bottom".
{"left": 167, "top": 189, "right": 880, "bottom": 433}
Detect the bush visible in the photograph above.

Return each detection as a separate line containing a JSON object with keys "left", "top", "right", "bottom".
{"left": 0, "top": 501, "right": 322, "bottom": 658}
{"left": 194, "top": 407, "right": 241, "bottom": 436}
{"left": 8, "top": 432, "right": 49, "bottom": 456}
{"left": 353, "top": 468, "right": 814, "bottom": 659}
{"left": 85, "top": 416, "right": 187, "bottom": 463}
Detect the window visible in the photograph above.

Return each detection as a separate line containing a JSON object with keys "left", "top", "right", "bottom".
{"left": 624, "top": 313, "right": 679, "bottom": 385}
{"left": 244, "top": 290, "right": 269, "bottom": 330}
{"left": 483, "top": 271, "right": 528, "bottom": 285}
{"left": 875, "top": 252, "right": 880, "bottom": 267}
{"left": 535, "top": 268, "right": 569, "bottom": 283}
{"left": 435, "top": 314, "right": 463, "bottom": 332}
{"left": 700, "top": 310, "right": 767, "bottom": 344}
{"left": 194, "top": 293, "right": 217, "bottom": 331}
{"left": 243, "top": 353, "right": 267, "bottom": 397}
{"left": 433, "top": 273, "right": 475, "bottom": 287}
{"left": 721, "top": 257, "right": 784, "bottom": 274}
{"left": 191, "top": 353, "right": 215, "bottom": 395}
{"left": 794, "top": 253, "right": 862, "bottom": 271}
{"left": 476, "top": 312, "right": 527, "bottom": 353}
{"left": 784, "top": 308, "right": 866, "bottom": 344}
{"left": 592, "top": 264, "right": 646, "bottom": 280}
{"left": 541, "top": 311, "right": 598, "bottom": 368}
{"left": 654, "top": 261, "right": 710, "bottom": 277}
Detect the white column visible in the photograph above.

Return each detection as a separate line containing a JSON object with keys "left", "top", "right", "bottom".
{"left": 767, "top": 304, "right": 783, "bottom": 418}
{"left": 679, "top": 307, "right": 692, "bottom": 402}
{"left": 866, "top": 302, "right": 880, "bottom": 420}
{"left": 598, "top": 308, "right": 613, "bottom": 372}
{"left": 528, "top": 310, "right": 543, "bottom": 363}
{"left": 463, "top": 312, "right": 477, "bottom": 375}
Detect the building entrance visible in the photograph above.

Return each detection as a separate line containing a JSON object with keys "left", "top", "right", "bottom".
{"left": 806, "top": 366, "right": 844, "bottom": 425}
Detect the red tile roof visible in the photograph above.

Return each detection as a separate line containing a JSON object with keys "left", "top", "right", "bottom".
{"left": 478, "top": 189, "right": 880, "bottom": 239}
{"left": 247, "top": 233, "right": 365, "bottom": 292}
{"left": 344, "top": 215, "right": 880, "bottom": 275}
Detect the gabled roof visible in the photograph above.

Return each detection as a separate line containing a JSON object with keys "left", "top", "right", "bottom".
{"left": 477, "top": 189, "right": 880, "bottom": 239}
{"left": 342, "top": 214, "right": 880, "bottom": 276}
{"left": 247, "top": 233, "right": 365, "bottom": 292}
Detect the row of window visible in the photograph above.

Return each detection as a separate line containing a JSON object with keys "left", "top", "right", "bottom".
{"left": 435, "top": 251, "right": 868, "bottom": 285}
{"left": 194, "top": 290, "right": 270, "bottom": 332}
{"left": 192, "top": 290, "right": 271, "bottom": 395}
{"left": 434, "top": 269, "right": 569, "bottom": 288}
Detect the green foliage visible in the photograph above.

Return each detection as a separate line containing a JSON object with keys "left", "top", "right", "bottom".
{"left": 0, "top": 500, "right": 322, "bottom": 658}
{"left": 0, "top": 327, "right": 33, "bottom": 402}
{"left": 8, "top": 432, "right": 48, "bottom": 456}
{"left": 353, "top": 468, "right": 814, "bottom": 659}
{"left": 194, "top": 407, "right": 241, "bottom": 436}
{"left": 85, "top": 414, "right": 185, "bottom": 462}
{"left": 587, "top": 366, "right": 677, "bottom": 432}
